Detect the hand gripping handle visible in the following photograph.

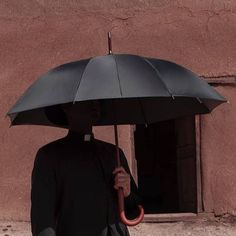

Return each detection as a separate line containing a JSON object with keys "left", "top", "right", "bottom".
{"left": 114, "top": 124, "right": 144, "bottom": 226}
{"left": 118, "top": 188, "right": 144, "bottom": 226}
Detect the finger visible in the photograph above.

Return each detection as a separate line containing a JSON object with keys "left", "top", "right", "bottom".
{"left": 112, "top": 166, "right": 126, "bottom": 175}
{"left": 113, "top": 167, "right": 125, "bottom": 174}
{"left": 115, "top": 178, "right": 129, "bottom": 184}
{"left": 113, "top": 183, "right": 130, "bottom": 197}
{"left": 115, "top": 179, "right": 129, "bottom": 186}
{"left": 114, "top": 183, "right": 128, "bottom": 189}
{"left": 114, "top": 183, "right": 129, "bottom": 192}
{"left": 115, "top": 176, "right": 130, "bottom": 184}
{"left": 115, "top": 172, "right": 128, "bottom": 178}
{"left": 114, "top": 184, "right": 118, "bottom": 190}
{"left": 115, "top": 174, "right": 130, "bottom": 180}
{"left": 115, "top": 174, "right": 130, "bottom": 181}
{"left": 114, "top": 184, "right": 128, "bottom": 190}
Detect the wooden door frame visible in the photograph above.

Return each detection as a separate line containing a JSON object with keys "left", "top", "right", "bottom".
{"left": 195, "top": 115, "right": 203, "bottom": 213}
{"left": 130, "top": 115, "right": 203, "bottom": 220}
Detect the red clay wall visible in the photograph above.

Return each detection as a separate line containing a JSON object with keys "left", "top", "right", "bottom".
{"left": 0, "top": 0, "right": 235, "bottom": 220}
{"left": 201, "top": 85, "right": 236, "bottom": 216}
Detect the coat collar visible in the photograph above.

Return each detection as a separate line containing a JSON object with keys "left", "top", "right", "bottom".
{"left": 66, "top": 130, "right": 94, "bottom": 142}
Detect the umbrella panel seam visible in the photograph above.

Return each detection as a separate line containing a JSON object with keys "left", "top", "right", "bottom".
{"left": 72, "top": 58, "right": 92, "bottom": 104}
{"left": 113, "top": 55, "right": 123, "bottom": 97}
{"left": 141, "top": 57, "right": 174, "bottom": 99}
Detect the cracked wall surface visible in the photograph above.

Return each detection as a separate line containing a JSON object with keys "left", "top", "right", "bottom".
{"left": 0, "top": 0, "right": 235, "bottom": 221}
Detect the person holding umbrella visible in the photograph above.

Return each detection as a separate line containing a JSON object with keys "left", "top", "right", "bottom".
{"left": 31, "top": 101, "right": 141, "bottom": 236}
{"left": 7, "top": 32, "right": 226, "bottom": 236}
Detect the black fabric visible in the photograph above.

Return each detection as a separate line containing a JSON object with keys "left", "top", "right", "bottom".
{"left": 38, "top": 227, "right": 56, "bottom": 236}
{"left": 7, "top": 54, "right": 226, "bottom": 127}
{"left": 31, "top": 131, "right": 141, "bottom": 236}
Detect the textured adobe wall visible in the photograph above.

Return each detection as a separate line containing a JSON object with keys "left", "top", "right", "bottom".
{"left": 0, "top": 0, "right": 235, "bottom": 221}
{"left": 201, "top": 85, "right": 236, "bottom": 215}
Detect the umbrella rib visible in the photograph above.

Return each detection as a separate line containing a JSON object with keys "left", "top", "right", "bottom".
{"left": 141, "top": 57, "right": 175, "bottom": 99}
{"left": 73, "top": 58, "right": 92, "bottom": 103}
{"left": 112, "top": 55, "right": 123, "bottom": 97}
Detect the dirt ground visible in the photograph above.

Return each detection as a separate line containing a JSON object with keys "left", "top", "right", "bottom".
{"left": 1, "top": 215, "right": 236, "bottom": 236}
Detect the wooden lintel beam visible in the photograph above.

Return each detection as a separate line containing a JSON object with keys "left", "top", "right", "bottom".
{"left": 200, "top": 76, "right": 236, "bottom": 84}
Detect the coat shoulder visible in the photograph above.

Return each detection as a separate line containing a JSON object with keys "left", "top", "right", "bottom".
{"left": 94, "top": 139, "right": 125, "bottom": 157}
{"left": 35, "top": 137, "right": 66, "bottom": 162}
{"left": 94, "top": 139, "right": 123, "bottom": 154}
{"left": 94, "top": 139, "right": 115, "bottom": 149}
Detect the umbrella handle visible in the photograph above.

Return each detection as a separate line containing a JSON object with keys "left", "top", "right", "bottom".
{"left": 118, "top": 188, "right": 144, "bottom": 226}
{"left": 114, "top": 124, "right": 144, "bottom": 226}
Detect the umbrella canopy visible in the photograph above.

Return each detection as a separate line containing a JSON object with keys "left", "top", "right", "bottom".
{"left": 7, "top": 54, "right": 226, "bottom": 127}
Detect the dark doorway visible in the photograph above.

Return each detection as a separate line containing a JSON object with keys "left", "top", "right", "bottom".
{"left": 134, "top": 116, "right": 197, "bottom": 214}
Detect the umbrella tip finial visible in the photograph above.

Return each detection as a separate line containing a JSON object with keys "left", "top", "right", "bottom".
{"left": 107, "top": 32, "right": 112, "bottom": 55}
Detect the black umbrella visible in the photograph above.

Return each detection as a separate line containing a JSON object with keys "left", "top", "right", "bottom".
{"left": 7, "top": 32, "right": 226, "bottom": 226}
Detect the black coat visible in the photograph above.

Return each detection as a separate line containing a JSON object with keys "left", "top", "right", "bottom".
{"left": 31, "top": 131, "right": 141, "bottom": 236}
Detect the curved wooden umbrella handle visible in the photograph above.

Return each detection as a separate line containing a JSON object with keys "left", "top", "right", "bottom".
{"left": 114, "top": 124, "right": 144, "bottom": 226}
{"left": 118, "top": 188, "right": 144, "bottom": 226}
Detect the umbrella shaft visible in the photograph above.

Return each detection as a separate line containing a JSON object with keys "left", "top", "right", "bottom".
{"left": 114, "top": 125, "right": 121, "bottom": 167}
{"left": 108, "top": 32, "right": 112, "bottom": 55}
